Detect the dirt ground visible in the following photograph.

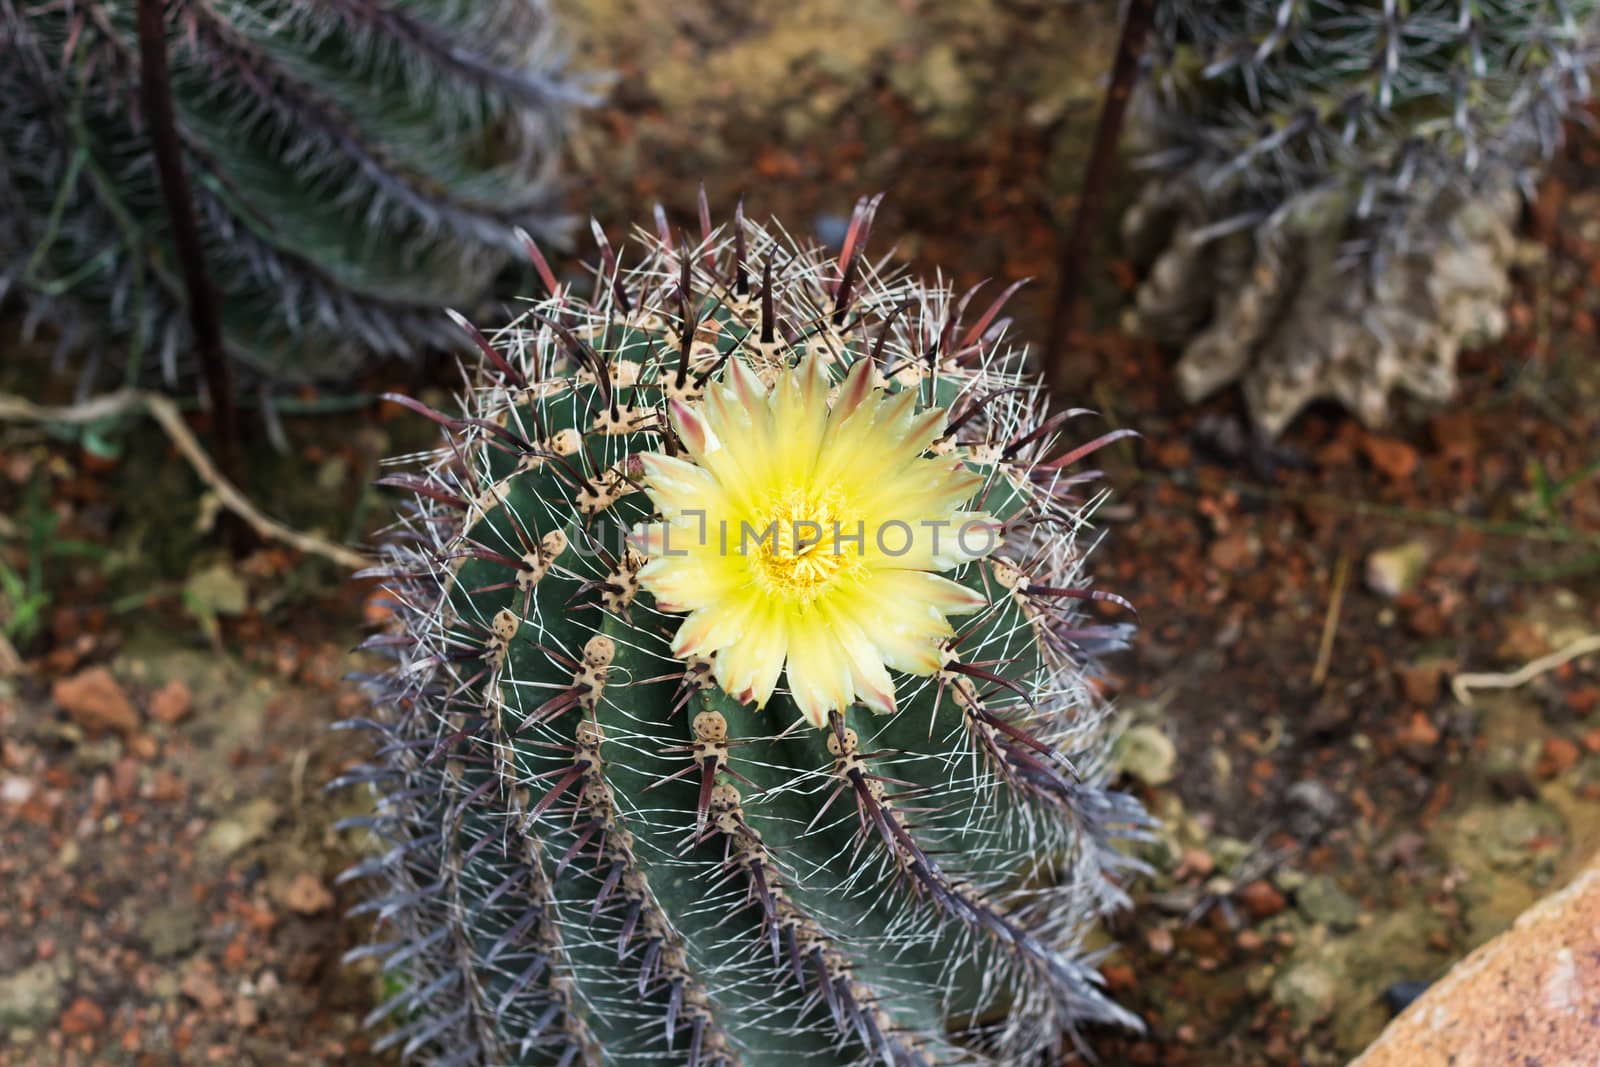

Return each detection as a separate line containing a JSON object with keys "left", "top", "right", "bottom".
{"left": 4, "top": 1, "right": 1600, "bottom": 1064}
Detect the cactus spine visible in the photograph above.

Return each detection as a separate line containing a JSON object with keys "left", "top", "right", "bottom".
{"left": 0, "top": 0, "right": 583, "bottom": 387}
{"left": 344, "top": 199, "right": 1147, "bottom": 1065}
{"left": 1125, "top": 0, "right": 1600, "bottom": 436}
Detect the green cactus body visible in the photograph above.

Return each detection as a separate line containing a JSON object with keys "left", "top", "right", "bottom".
{"left": 346, "top": 202, "right": 1147, "bottom": 1065}
{"left": 1126, "top": 0, "right": 1599, "bottom": 435}
{"left": 0, "top": 0, "right": 584, "bottom": 386}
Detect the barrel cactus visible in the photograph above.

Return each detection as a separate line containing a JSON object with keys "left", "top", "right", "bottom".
{"left": 1124, "top": 0, "right": 1600, "bottom": 437}
{"left": 0, "top": 0, "right": 582, "bottom": 387}
{"left": 342, "top": 199, "right": 1148, "bottom": 1065}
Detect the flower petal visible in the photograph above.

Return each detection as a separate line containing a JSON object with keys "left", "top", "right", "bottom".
{"left": 783, "top": 617, "right": 856, "bottom": 728}
{"left": 713, "top": 602, "right": 787, "bottom": 707}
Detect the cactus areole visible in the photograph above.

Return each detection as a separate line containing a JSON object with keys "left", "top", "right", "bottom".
{"left": 346, "top": 199, "right": 1149, "bottom": 1065}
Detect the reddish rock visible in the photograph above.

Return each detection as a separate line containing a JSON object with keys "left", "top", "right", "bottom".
{"left": 1100, "top": 962, "right": 1136, "bottom": 993}
{"left": 280, "top": 871, "right": 335, "bottom": 916}
{"left": 1395, "top": 662, "right": 1446, "bottom": 706}
{"left": 59, "top": 996, "right": 106, "bottom": 1035}
{"left": 147, "top": 679, "right": 193, "bottom": 725}
{"left": 1174, "top": 847, "right": 1216, "bottom": 880}
{"left": 1360, "top": 434, "right": 1420, "bottom": 481}
{"left": 1351, "top": 853, "right": 1600, "bottom": 1067}
{"left": 1395, "top": 711, "right": 1441, "bottom": 762}
{"left": 1536, "top": 737, "right": 1581, "bottom": 780}
{"left": 1238, "top": 880, "right": 1287, "bottom": 919}
{"left": 52, "top": 667, "right": 138, "bottom": 736}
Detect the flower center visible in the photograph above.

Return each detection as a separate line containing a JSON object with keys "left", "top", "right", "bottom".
{"left": 749, "top": 486, "right": 859, "bottom": 603}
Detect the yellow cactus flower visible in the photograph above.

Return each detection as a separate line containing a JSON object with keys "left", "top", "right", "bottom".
{"left": 629, "top": 354, "right": 998, "bottom": 727}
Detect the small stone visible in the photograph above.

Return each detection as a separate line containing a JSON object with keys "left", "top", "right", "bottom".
{"left": 1395, "top": 661, "right": 1446, "bottom": 706}
{"left": 1, "top": 774, "right": 34, "bottom": 806}
{"left": 139, "top": 904, "right": 200, "bottom": 959}
{"left": 1272, "top": 959, "right": 1340, "bottom": 1029}
{"left": 180, "top": 962, "right": 227, "bottom": 1011}
{"left": 1360, "top": 434, "right": 1420, "bottom": 481}
{"left": 52, "top": 667, "right": 138, "bottom": 737}
{"left": 1381, "top": 979, "right": 1431, "bottom": 1014}
{"left": 1296, "top": 875, "right": 1360, "bottom": 930}
{"left": 147, "top": 680, "right": 193, "bottom": 726}
{"left": 1099, "top": 963, "right": 1136, "bottom": 993}
{"left": 184, "top": 563, "right": 250, "bottom": 618}
{"left": 1535, "top": 736, "right": 1580, "bottom": 780}
{"left": 1395, "top": 711, "right": 1441, "bottom": 763}
{"left": 200, "top": 798, "right": 281, "bottom": 858}
{"left": 1366, "top": 541, "right": 1430, "bottom": 598}
{"left": 1174, "top": 847, "right": 1215, "bottom": 880}
{"left": 1284, "top": 779, "right": 1341, "bottom": 838}
{"left": 1145, "top": 927, "right": 1175, "bottom": 956}
{"left": 1114, "top": 724, "right": 1178, "bottom": 787}
{"left": 1494, "top": 802, "right": 1549, "bottom": 851}
{"left": 279, "top": 871, "right": 334, "bottom": 916}
{"left": 0, "top": 962, "right": 65, "bottom": 1028}
{"left": 57, "top": 996, "right": 105, "bottom": 1035}
{"left": 1239, "top": 880, "right": 1288, "bottom": 919}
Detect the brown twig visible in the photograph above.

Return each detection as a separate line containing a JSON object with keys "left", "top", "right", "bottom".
{"left": 0, "top": 390, "right": 370, "bottom": 571}
{"left": 136, "top": 0, "right": 242, "bottom": 485}
{"left": 1311, "top": 551, "right": 1350, "bottom": 687}
{"left": 1044, "top": 0, "right": 1154, "bottom": 387}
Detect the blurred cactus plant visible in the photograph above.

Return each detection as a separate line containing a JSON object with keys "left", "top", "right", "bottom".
{"left": 341, "top": 199, "right": 1149, "bottom": 1064}
{"left": 0, "top": 0, "right": 584, "bottom": 388}
{"left": 1124, "top": 0, "right": 1600, "bottom": 436}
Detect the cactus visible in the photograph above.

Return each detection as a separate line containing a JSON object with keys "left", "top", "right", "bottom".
{"left": 1124, "top": 0, "right": 1600, "bottom": 436}
{"left": 0, "top": 0, "right": 584, "bottom": 388}
{"left": 342, "top": 199, "right": 1149, "bottom": 1065}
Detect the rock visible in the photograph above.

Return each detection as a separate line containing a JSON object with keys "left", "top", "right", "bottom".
{"left": 1239, "top": 880, "right": 1288, "bottom": 919}
{"left": 51, "top": 667, "right": 138, "bottom": 737}
{"left": 180, "top": 961, "right": 227, "bottom": 1012}
{"left": 147, "top": 679, "right": 193, "bottom": 726}
{"left": 279, "top": 871, "right": 335, "bottom": 916}
{"left": 1395, "top": 711, "right": 1441, "bottom": 764}
{"left": 1359, "top": 434, "right": 1420, "bottom": 481}
{"left": 1381, "top": 979, "right": 1431, "bottom": 1014}
{"left": 57, "top": 996, "right": 105, "bottom": 1035}
{"left": 1535, "top": 736, "right": 1580, "bottom": 780}
{"left": 0, "top": 962, "right": 65, "bottom": 1028}
{"left": 1297, "top": 875, "right": 1361, "bottom": 930}
{"left": 1366, "top": 541, "right": 1430, "bottom": 598}
{"left": 1395, "top": 661, "right": 1447, "bottom": 706}
{"left": 1273, "top": 959, "right": 1340, "bottom": 1029}
{"left": 184, "top": 563, "right": 249, "bottom": 617}
{"left": 139, "top": 904, "right": 200, "bottom": 959}
{"left": 1351, "top": 853, "right": 1600, "bottom": 1067}
{"left": 200, "top": 798, "right": 281, "bottom": 859}
{"left": 1114, "top": 724, "right": 1178, "bottom": 787}
{"left": 1, "top": 775, "right": 34, "bottom": 806}
{"left": 73, "top": 736, "right": 123, "bottom": 769}
{"left": 1285, "top": 779, "right": 1341, "bottom": 838}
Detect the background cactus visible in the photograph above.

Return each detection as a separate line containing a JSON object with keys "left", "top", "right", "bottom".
{"left": 343, "top": 200, "right": 1148, "bottom": 1065}
{"left": 0, "top": 0, "right": 583, "bottom": 389}
{"left": 1123, "top": 0, "right": 1600, "bottom": 437}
